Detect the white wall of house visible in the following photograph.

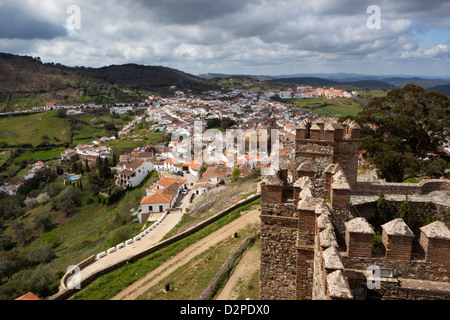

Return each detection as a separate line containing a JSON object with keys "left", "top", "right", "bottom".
{"left": 129, "top": 162, "right": 154, "bottom": 187}
{"left": 194, "top": 187, "right": 208, "bottom": 196}
{"left": 189, "top": 167, "right": 199, "bottom": 177}
{"left": 140, "top": 202, "right": 171, "bottom": 213}
{"left": 280, "top": 91, "right": 293, "bottom": 99}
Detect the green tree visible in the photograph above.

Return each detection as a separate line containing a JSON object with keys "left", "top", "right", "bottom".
{"left": 422, "top": 157, "right": 448, "bottom": 178}
{"left": 27, "top": 245, "right": 55, "bottom": 264}
{"left": 33, "top": 213, "right": 53, "bottom": 232}
{"left": 198, "top": 165, "right": 207, "bottom": 179}
{"left": 356, "top": 84, "right": 449, "bottom": 182}
{"left": 232, "top": 168, "right": 241, "bottom": 181}
{"left": 376, "top": 193, "right": 387, "bottom": 232}
{"left": 54, "top": 187, "right": 81, "bottom": 216}
{"left": 56, "top": 109, "right": 66, "bottom": 118}
{"left": 399, "top": 195, "right": 412, "bottom": 228}
{"left": 11, "top": 221, "right": 32, "bottom": 245}
{"left": 107, "top": 225, "right": 134, "bottom": 247}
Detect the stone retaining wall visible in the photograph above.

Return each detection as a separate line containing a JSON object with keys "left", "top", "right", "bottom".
{"left": 355, "top": 179, "right": 450, "bottom": 196}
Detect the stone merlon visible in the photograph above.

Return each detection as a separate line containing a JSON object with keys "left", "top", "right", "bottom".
{"left": 332, "top": 170, "right": 350, "bottom": 190}
{"left": 345, "top": 217, "right": 375, "bottom": 235}
{"left": 320, "top": 227, "right": 338, "bottom": 248}
{"left": 262, "top": 174, "right": 284, "bottom": 187}
{"left": 382, "top": 218, "right": 414, "bottom": 237}
{"left": 297, "top": 161, "right": 317, "bottom": 173}
{"left": 294, "top": 176, "right": 313, "bottom": 189}
{"left": 317, "top": 214, "right": 333, "bottom": 230}
{"left": 297, "top": 196, "right": 321, "bottom": 211}
{"left": 323, "top": 246, "right": 344, "bottom": 271}
{"left": 315, "top": 200, "right": 331, "bottom": 216}
{"left": 326, "top": 270, "right": 353, "bottom": 300}
{"left": 420, "top": 221, "right": 450, "bottom": 240}
{"left": 299, "top": 187, "right": 314, "bottom": 199}
{"left": 325, "top": 123, "right": 335, "bottom": 132}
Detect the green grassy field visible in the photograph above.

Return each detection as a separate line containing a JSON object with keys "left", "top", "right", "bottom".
{"left": 14, "top": 148, "right": 66, "bottom": 162}
{"left": 104, "top": 130, "right": 166, "bottom": 153}
{"left": 0, "top": 112, "right": 72, "bottom": 147}
{"left": 0, "top": 152, "right": 11, "bottom": 167}
{"left": 137, "top": 224, "right": 260, "bottom": 300}
{"left": 285, "top": 97, "right": 361, "bottom": 117}
{"left": 283, "top": 90, "right": 388, "bottom": 118}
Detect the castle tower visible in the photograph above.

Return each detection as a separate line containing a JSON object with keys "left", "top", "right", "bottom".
{"left": 294, "top": 119, "right": 360, "bottom": 190}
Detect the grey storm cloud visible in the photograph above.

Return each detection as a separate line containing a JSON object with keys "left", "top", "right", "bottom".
{"left": 0, "top": 2, "right": 66, "bottom": 40}
{"left": 133, "top": 0, "right": 263, "bottom": 24}
{"left": 0, "top": 0, "right": 448, "bottom": 76}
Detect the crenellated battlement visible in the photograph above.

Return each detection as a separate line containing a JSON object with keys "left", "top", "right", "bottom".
{"left": 295, "top": 118, "right": 361, "bottom": 143}
{"left": 260, "top": 112, "right": 450, "bottom": 300}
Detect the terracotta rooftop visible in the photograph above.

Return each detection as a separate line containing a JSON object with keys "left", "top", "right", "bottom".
{"left": 15, "top": 292, "right": 40, "bottom": 300}
{"left": 156, "top": 176, "right": 187, "bottom": 188}
{"left": 140, "top": 192, "right": 173, "bottom": 205}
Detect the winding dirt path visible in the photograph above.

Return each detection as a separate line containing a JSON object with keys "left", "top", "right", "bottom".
{"left": 215, "top": 243, "right": 260, "bottom": 300}
{"left": 111, "top": 209, "right": 261, "bottom": 300}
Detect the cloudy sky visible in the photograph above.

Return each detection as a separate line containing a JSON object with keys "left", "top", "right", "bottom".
{"left": 1, "top": 0, "right": 449, "bottom": 77}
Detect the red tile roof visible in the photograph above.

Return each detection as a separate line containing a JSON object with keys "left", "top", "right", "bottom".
{"left": 140, "top": 192, "right": 173, "bottom": 205}
{"left": 15, "top": 292, "right": 40, "bottom": 300}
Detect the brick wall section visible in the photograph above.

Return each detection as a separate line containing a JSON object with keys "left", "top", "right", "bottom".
{"left": 296, "top": 247, "right": 314, "bottom": 299}
{"left": 331, "top": 188, "right": 351, "bottom": 210}
{"left": 346, "top": 233, "right": 373, "bottom": 258}
{"left": 419, "top": 236, "right": 450, "bottom": 265}
{"left": 333, "top": 140, "right": 359, "bottom": 189}
{"left": 261, "top": 184, "right": 283, "bottom": 204}
{"left": 419, "top": 222, "right": 450, "bottom": 265}
{"left": 260, "top": 215, "right": 299, "bottom": 300}
{"left": 381, "top": 219, "right": 414, "bottom": 261}
{"left": 382, "top": 233, "right": 413, "bottom": 261}
{"left": 341, "top": 256, "right": 450, "bottom": 282}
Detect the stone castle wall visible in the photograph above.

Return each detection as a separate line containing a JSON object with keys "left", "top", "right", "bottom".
{"left": 260, "top": 117, "right": 450, "bottom": 300}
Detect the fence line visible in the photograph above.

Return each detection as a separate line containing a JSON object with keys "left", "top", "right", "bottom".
{"left": 198, "top": 231, "right": 260, "bottom": 300}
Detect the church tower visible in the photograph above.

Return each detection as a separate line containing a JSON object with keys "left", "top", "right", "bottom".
{"left": 268, "top": 106, "right": 277, "bottom": 156}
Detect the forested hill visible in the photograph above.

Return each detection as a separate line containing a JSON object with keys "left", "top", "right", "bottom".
{"left": 0, "top": 52, "right": 203, "bottom": 91}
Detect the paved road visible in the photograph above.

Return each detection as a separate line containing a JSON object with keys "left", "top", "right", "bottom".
{"left": 66, "top": 211, "right": 184, "bottom": 290}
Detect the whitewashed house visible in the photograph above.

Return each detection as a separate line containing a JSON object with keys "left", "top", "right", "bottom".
{"left": 115, "top": 159, "right": 153, "bottom": 188}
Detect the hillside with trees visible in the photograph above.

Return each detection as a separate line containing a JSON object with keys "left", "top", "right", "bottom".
{"left": 0, "top": 52, "right": 209, "bottom": 112}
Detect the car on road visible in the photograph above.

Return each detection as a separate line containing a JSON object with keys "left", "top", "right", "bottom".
{"left": 181, "top": 189, "right": 188, "bottom": 195}
{"left": 175, "top": 171, "right": 184, "bottom": 177}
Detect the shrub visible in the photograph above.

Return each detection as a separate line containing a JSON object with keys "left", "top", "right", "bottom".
{"left": 107, "top": 225, "right": 134, "bottom": 247}
{"left": 27, "top": 245, "right": 55, "bottom": 264}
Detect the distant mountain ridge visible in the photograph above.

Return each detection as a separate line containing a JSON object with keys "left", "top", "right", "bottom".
{"left": 428, "top": 84, "right": 450, "bottom": 95}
